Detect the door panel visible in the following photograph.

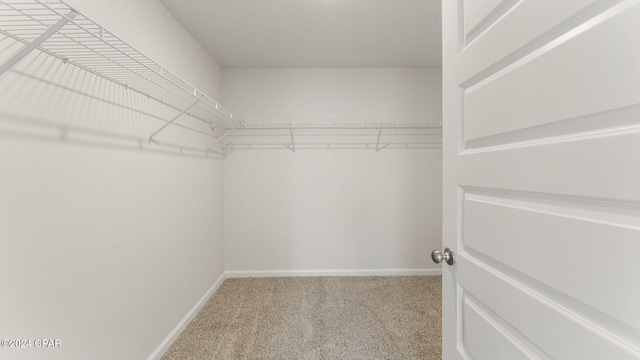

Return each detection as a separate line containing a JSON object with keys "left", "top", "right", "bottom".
{"left": 462, "top": 0, "right": 510, "bottom": 43}
{"left": 442, "top": 0, "right": 640, "bottom": 359}
{"left": 458, "top": 0, "right": 613, "bottom": 84}
{"left": 463, "top": 189, "right": 640, "bottom": 331}
{"left": 459, "top": 132, "right": 640, "bottom": 203}
{"left": 459, "top": 260, "right": 640, "bottom": 359}
{"left": 462, "top": 295, "right": 540, "bottom": 360}
{"left": 464, "top": 2, "right": 640, "bottom": 143}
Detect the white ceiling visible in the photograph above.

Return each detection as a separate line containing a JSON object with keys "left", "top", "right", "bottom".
{"left": 159, "top": 0, "right": 441, "bottom": 68}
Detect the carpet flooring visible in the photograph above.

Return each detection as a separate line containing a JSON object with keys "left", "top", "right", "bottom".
{"left": 160, "top": 276, "right": 442, "bottom": 360}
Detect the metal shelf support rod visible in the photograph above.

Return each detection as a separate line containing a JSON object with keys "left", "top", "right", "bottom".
{"left": 290, "top": 128, "right": 295, "bottom": 152}
{"left": 375, "top": 124, "right": 383, "bottom": 152}
{"left": 148, "top": 99, "right": 200, "bottom": 143}
{"left": 0, "top": 9, "right": 76, "bottom": 77}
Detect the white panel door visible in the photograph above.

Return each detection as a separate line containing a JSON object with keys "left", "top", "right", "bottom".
{"left": 441, "top": 0, "right": 640, "bottom": 359}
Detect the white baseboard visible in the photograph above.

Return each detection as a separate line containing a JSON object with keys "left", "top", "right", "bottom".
{"left": 147, "top": 271, "right": 227, "bottom": 360}
{"left": 225, "top": 268, "right": 442, "bottom": 278}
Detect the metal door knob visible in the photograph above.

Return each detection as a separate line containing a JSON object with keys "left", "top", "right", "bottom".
{"left": 431, "top": 248, "right": 456, "bottom": 265}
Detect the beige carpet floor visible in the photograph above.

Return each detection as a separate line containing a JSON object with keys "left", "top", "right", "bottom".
{"left": 161, "top": 276, "right": 442, "bottom": 360}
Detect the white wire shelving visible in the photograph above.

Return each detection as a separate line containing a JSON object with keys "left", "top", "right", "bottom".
{"left": 0, "top": 0, "right": 243, "bottom": 150}
{"left": 214, "top": 122, "right": 443, "bottom": 153}
{"left": 0, "top": 0, "right": 442, "bottom": 155}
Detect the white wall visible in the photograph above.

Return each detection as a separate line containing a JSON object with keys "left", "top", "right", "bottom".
{"left": 223, "top": 68, "right": 442, "bottom": 274}
{"left": 223, "top": 68, "right": 441, "bottom": 124}
{"left": 0, "top": 1, "right": 224, "bottom": 359}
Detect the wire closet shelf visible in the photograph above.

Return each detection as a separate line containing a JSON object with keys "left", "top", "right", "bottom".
{"left": 0, "top": 0, "right": 442, "bottom": 154}
{"left": 220, "top": 122, "right": 443, "bottom": 153}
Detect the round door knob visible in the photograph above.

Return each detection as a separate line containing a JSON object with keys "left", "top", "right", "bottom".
{"left": 431, "top": 248, "right": 455, "bottom": 265}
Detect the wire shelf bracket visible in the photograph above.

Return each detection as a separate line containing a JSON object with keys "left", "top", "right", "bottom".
{"left": 289, "top": 128, "right": 295, "bottom": 153}
{"left": 148, "top": 99, "right": 200, "bottom": 143}
{"left": 375, "top": 124, "right": 384, "bottom": 152}
{"left": 207, "top": 128, "right": 233, "bottom": 153}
